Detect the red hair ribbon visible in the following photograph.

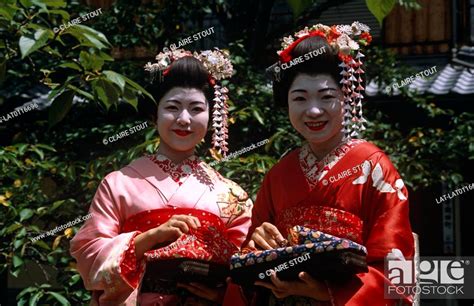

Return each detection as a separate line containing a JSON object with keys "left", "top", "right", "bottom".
{"left": 279, "top": 30, "right": 326, "bottom": 63}
{"left": 208, "top": 75, "right": 216, "bottom": 86}
{"left": 338, "top": 53, "right": 354, "bottom": 64}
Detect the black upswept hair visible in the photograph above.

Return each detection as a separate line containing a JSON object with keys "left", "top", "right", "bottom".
{"left": 141, "top": 56, "right": 214, "bottom": 121}
{"left": 273, "top": 36, "right": 340, "bottom": 108}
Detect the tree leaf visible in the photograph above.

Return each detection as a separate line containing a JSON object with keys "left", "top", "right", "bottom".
{"left": 366, "top": 0, "right": 396, "bottom": 25}
{"left": 82, "top": 32, "right": 107, "bottom": 50}
{"left": 33, "top": 240, "right": 51, "bottom": 250}
{"left": 29, "top": 291, "right": 44, "bottom": 306}
{"left": 47, "top": 77, "right": 69, "bottom": 100}
{"left": 13, "top": 255, "right": 23, "bottom": 268}
{"left": 34, "top": 144, "right": 56, "bottom": 152}
{"left": 103, "top": 70, "right": 125, "bottom": 92}
{"left": 19, "top": 0, "right": 34, "bottom": 8}
{"left": 123, "top": 87, "right": 138, "bottom": 110}
{"left": 99, "top": 51, "right": 114, "bottom": 61}
{"left": 79, "top": 51, "right": 104, "bottom": 71}
{"left": 18, "top": 298, "right": 27, "bottom": 306}
{"left": 46, "top": 291, "right": 70, "bottom": 306}
{"left": 17, "top": 286, "right": 37, "bottom": 299}
{"left": 48, "top": 90, "right": 74, "bottom": 127}
{"left": 40, "top": 0, "right": 66, "bottom": 8}
{"left": 19, "top": 208, "right": 34, "bottom": 221}
{"left": 30, "top": 0, "right": 47, "bottom": 10}
{"left": 122, "top": 75, "right": 156, "bottom": 103}
{"left": 0, "top": 5, "right": 20, "bottom": 20}
{"left": 48, "top": 9, "right": 69, "bottom": 19}
{"left": 18, "top": 143, "right": 29, "bottom": 155}
{"left": 68, "top": 274, "right": 80, "bottom": 286}
{"left": 14, "top": 238, "right": 25, "bottom": 249}
{"left": 11, "top": 267, "right": 21, "bottom": 277}
{"left": 51, "top": 200, "right": 65, "bottom": 211}
{"left": 31, "top": 146, "right": 44, "bottom": 160}
{"left": 58, "top": 62, "right": 82, "bottom": 71}
{"left": 252, "top": 109, "right": 265, "bottom": 125}
{"left": 74, "top": 24, "right": 110, "bottom": 46}
{"left": 66, "top": 84, "right": 94, "bottom": 100}
{"left": 92, "top": 79, "right": 119, "bottom": 110}
{"left": 19, "top": 29, "right": 50, "bottom": 59}
{"left": 6, "top": 223, "right": 22, "bottom": 234}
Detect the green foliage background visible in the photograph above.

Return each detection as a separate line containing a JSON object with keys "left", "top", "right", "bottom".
{"left": 0, "top": 0, "right": 472, "bottom": 304}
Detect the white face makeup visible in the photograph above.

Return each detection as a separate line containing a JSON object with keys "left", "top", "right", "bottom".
{"left": 287, "top": 73, "right": 344, "bottom": 146}
{"left": 156, "top": 87, "right": 209, "bottom": 155}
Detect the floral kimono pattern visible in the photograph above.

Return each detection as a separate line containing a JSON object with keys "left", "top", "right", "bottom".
{"left": 238, "top": 139, "right": 414, "bottom": 306}
{"left": 70, "top": 154, "right": 252, "bottom": 306}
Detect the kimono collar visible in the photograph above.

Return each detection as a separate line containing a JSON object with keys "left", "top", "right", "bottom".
{"left": 299, "top": 138, "right": 366, "bottom": 188}
{"left": 149, "top": 153, "right": 200, "bottom": 185}
{"left": 154, "top": 153, "right": 199, "bottom": 167}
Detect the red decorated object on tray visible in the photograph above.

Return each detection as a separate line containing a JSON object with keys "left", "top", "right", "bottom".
{"left": 123, "top": 208, "right": 238, "bottom": 293}
{"left": 122, "top": 207, "right": 239, "bottom": 263}
{"left": 275, "top": 205, "right": 364, "bottom": 244}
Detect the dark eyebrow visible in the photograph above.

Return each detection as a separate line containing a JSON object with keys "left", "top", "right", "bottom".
{"left": 290, "top": 89, "right": 307, "bottom": 94}
{"left": 290, "top": 88, "right": 337, "bottom": 94}
{"left": 319, "top": 87, "right": 337, "bottom": 92}
{"left": 165, "top": 99, "right": 181, "bottom": 104}
{"left": 190, "top": 101, "right": 206, "bottom": 105}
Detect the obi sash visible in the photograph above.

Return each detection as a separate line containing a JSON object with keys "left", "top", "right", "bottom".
{"left": 123, "top": 208, "right": 237, "bottom": 294}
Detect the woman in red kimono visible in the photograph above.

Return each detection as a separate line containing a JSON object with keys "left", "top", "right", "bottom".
{"left": 70, "top": 50, "right": 252, "bottom": 306}
{"left": 231, "top": 23, "right": 414, "bottom": 306}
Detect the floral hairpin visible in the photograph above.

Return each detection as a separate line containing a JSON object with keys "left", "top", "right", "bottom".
{"left": 277, "top": 21, "right": 372, "bottom": 64}
{"left": 144, "top": 48, "right": 234, "bottom": 156}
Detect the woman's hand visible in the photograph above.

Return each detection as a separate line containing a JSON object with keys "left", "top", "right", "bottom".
{"left": 177, "top": 282, "right": 225, "bottom": 303}
{"left": 151, "top": 214, "right": 201, "bottom": 244}
{"left": 135, "top": 214, "right": 201, "bottom": 261}
{"left": 247, "top": 222, "right": 287, "bottom": 250}
{"left": 255, "top": 271, "right": 330, "bottom": 301}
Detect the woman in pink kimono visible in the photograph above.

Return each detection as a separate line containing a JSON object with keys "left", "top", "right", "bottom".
{"left": 70, "top": 50, "right": 252, "bottom": 306}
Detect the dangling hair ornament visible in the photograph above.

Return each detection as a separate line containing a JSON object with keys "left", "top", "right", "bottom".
{"left": 271, "top": 22, "right": 372, "bottom": 139}
{"left": 144, "top": 48, "right": 234, "bottom": 156}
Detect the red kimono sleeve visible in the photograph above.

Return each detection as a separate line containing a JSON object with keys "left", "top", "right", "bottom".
{"left": 242, "top": 172, "right": 275, "bottom": 247}
{"left": 328, "top": 152, "right": 414, "bottom": 306}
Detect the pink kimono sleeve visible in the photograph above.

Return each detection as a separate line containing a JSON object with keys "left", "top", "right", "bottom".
{"left": 226, "top": 197, "right": 253, "bottom": 248}
{"left": 70, "top": 173, "right": 146, "bottom": 305}
{"left": 328, "top": 152, "right": 414, "bottom": 306}
{"left": 223, "top": 177, "right": 269, "bottom": 306}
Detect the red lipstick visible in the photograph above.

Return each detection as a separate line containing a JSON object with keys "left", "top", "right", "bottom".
{"left": 172, "top": 129, "right": 192, "bottom": 136}
{"left": 305, "top": 121, "right": 328, "bottom": 131}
